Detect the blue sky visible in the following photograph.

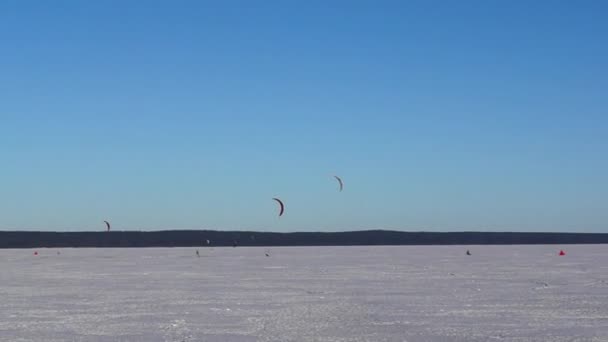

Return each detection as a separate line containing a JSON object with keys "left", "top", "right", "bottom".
{"left": 1, "top": 1, "right": 607, "bottom": 232}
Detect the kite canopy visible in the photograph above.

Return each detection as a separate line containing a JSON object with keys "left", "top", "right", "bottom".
{"left": 104, "top": 220, "right": 111, "bottom": 232}
{"left": 333, "top": 175, "right": 344, "bottom": 192}
{"left": 272, "top": 198, "right": 285, "bottom": 217}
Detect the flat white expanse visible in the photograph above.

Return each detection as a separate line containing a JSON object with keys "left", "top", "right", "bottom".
{"left": 1, "top": 245, "right": 607, "bottom": 342}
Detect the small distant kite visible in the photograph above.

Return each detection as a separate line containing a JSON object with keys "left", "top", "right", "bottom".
{"left": 104, "top": 220, "right": 111, "bottom": 232}
{"left": 272, "top": 198, "right": 285, "bottom": 217}
{"left": 333, "top": 175, "right": 344, "bottom": 192}
{"left": 206, "top": 239, "right": 210, "bottom": 245}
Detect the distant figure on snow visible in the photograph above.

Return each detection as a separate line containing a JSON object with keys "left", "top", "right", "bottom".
{"left": 196, "top": 250, "right": 200, "bottom": 257}
{"left": 466, "top": 250, "right": 471, "bottom": 256}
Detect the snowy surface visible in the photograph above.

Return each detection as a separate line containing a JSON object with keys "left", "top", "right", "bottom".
{"left": 1, "top": 245, "right": 607, "bottom": 342}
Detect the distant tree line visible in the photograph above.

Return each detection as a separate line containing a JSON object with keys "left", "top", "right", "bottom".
{"left": 0, "top": 230, "right": 607, "bottom": 248}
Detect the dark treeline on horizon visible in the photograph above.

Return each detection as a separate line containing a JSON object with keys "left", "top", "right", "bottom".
{"left": 0, "top": 230, "right": 607, "bottom": 248}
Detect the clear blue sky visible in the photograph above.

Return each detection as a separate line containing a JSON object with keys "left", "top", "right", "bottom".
{"left": 1, "top": 1, "right": 607, "bottom": 232}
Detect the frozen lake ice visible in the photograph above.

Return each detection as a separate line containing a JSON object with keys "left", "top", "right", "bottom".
{"left": 1, "top": 245, "right": 607, "bottom": 342}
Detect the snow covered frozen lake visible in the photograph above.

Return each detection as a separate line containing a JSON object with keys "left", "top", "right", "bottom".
{"left": 1, "top": 245, "right": 607, "bottom": 342}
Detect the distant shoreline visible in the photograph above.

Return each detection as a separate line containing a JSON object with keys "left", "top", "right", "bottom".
{"left": 1, "top": 230, "right": 607, "bottom": 248}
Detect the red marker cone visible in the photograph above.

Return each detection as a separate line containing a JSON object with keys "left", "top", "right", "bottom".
{"left": 559, "top": 250, "right": 565, "bottom": 256}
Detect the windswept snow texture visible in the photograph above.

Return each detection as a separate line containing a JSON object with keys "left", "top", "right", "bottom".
{"left": 1, "top": 245, "right": 607, "bottom": 342}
